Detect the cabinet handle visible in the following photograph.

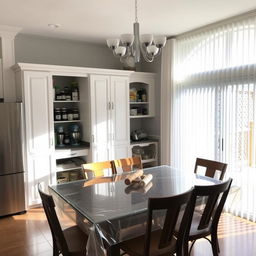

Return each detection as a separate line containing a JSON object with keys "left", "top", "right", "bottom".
{"left": 108, "top": 102, "right": 111, "bottom": 110}
{"left": 70, "top": 153, "right": 77, "bottom": 156}
{"left": 112, "top": 102, "right": 114, "bottom": 109}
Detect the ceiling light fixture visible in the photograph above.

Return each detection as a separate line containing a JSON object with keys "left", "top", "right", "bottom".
{"left": 48, "top": 23, "right": 61, "bottom": 29}
{"left": 106, "top": 0, "right": 166, "bottom": 64}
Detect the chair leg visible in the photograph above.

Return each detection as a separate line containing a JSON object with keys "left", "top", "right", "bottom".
{"left": 182, "top": 241, "right": 189, "bottom": 256}
{"left": 53, "top": 240, "right": 59, "bottom": 256}
{"left": 211, "top": 233, "right": 220, "bottom": 256}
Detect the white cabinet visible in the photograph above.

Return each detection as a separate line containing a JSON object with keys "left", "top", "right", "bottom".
{"left": 13, "top": 63, "right": 133, "bottom": 206}
{"left": 22, "top": 71, "right": 55, "bottom": 206}
{"left": 90, "top": 74, "right": 130, "bottom": 162}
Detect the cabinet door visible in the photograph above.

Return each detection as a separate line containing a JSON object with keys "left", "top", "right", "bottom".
{"left": 110, "top": 76, "right": 130, "bottom": 150}
{"left": 23, "top": 71, "right": 54, "bottom": 155}
{"left": 26, "top": 154, "right": 55, "bottom": 206}
{"left": 23, "top": 71, "right": 55, "bottom": 207}
{"left": 90, "top": 75, "right": 110, "bottom": 161}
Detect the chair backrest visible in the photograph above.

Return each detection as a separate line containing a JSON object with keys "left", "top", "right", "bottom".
{"left": 144, "top": 189, "right": 194, "bottom": 256}
{"left": 190, "top": 178, "right": 232, "bottom": 231}
{"left": 112, "top": 156, "right": 142, "bottom": 173}
{"left": 81, "top": 160, "right": 115, "bottom": 178}
{"left": 38, "top": 184, "right": 70, "bottom": 256}
{"left": 194, "top": 158, "right": 227, "bottom": 180}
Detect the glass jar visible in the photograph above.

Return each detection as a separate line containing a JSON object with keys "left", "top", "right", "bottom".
{"left": 64, "top": 86, "right": 71, "bottom": 101}
{"left": 60, "top": 90, "right": 66, "bottom": 100}
{"left": 71, "top": 82, "right": 79, "bottom": 101}
{"left": 61, "top": 108, "right": 68, "bottom": 121}
{"left": 55, "top": 87, "right": 62, "bottom": 101}
{"left": 54, "top": 108, "right": 61, "bottom": 121}
{"left": 67, "top": 109, "right": 73, "bottom": 121}
{"left": 73, "top": 108, "right": 80, "bottom": 120}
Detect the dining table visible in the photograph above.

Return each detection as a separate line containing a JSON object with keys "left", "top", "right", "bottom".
{"left": 49, "top": 165, "right": 220, "bottom": 256}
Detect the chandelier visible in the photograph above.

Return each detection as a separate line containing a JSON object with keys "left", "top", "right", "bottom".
{"left": 106, "top": 0, "right": 166, "bottom": 64}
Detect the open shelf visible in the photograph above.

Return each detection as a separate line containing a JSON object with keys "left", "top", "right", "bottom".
{"left": 142, "top": 159, "right": 157, "bottom": 164}
{"left": 130, "top": 102, "right": 149, "bottom": 105}
{"left": 54, "top": 120, "right": 81, "bottom": 123}
{"left": 130, "top": 115, "right": 154, "bottom": 119}
{"left": 54, "top": 100, "right": 80, "bottom": 103}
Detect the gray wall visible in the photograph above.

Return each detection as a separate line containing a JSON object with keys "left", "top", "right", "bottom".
{"left": 15, "top": 34, "right": 123, "bottom": 69}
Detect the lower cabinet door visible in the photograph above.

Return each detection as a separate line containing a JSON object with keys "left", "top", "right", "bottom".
{"left": 26, "top": 154, "right": 55, "bottom": 206}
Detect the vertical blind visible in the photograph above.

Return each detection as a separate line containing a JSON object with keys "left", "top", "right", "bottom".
{"left": 172, "top": 15, "right": 256, "bottom": 220}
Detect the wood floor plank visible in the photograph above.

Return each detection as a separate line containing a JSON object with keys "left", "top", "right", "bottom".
{"left": 0, "top": 209, "right": 256, "bottom": 255}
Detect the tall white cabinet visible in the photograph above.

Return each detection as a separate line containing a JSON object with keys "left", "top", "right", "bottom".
{"left": 22, "top": 71, "right": 55, "bottom": 206}
{"left": 13, "top": 63, "right": 132, "bottom": 207}
{"left": 90, "top": 75, "right": 130, "bottom": 162}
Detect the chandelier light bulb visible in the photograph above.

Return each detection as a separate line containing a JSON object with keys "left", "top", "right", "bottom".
{"left": 147, "top": 45, "right": 159, "bottom": 56}
{"left": 120, "top": 34, "right": 134, "bottom": 46}
{"left": 106, "top": 38, "right": 120, "bottom": 50}
{"left": 114, "top": 46, "right": 126, "bottom": 57}
{"left": 153, "top": 36, "right": 167, "bottom": 48}
{"left": 140, "top": 34, "right": 153, "bottom": 46}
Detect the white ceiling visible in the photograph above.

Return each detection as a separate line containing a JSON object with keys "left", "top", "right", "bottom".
{"left": 1, "top": 0, "right": 256, "bottom": 44}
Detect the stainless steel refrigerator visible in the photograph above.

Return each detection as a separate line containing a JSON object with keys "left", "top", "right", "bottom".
{"left": 0, "top": 102, "right": 25, "bottom": 217}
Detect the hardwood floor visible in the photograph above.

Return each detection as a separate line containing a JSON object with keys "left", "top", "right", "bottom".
{"left": 0, "top": 209, "right": 255, "bottom": 255}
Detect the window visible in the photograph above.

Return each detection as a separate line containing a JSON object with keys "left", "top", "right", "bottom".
{"left": 173, "top": 15, "right": 256, "bottom": 221}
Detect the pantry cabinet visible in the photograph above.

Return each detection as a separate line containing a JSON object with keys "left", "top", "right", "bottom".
{"left": 13, "top": 63, "right": 133, "bottom": 207}
{"left": 90, "top": 74, "right": 130, "bottom": 162}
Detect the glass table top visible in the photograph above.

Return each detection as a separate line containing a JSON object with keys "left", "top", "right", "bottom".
{"left": 49, "top": 165, "right": 219, "bottom": 224}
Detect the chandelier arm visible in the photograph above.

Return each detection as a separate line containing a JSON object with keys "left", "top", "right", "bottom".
{"left": 140, "top": 43, "right": 154, "bottom": 62}
{"left": 125, "top": 46, "right": 132, "bottom": 58}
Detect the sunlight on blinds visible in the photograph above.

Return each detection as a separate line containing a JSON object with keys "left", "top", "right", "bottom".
{"left": 173, "top": 15, "right": 256, "bottom": 221}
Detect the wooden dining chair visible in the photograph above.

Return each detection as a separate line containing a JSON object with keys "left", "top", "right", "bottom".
{"left": 38, "top": 184, "right": 88, "bottom": 256}
{"left": 186, "top": 178, "right": 233, "bottom": 256}
{"left": 194, "top": 158, "right": 227, "bottom": 180}
{"left": 81, "top": 160, "right": 116, "bottom": 178}
{"left": 119, "top": 189, "right": 194, "bottom": 256}
{"left": 112, "top": 156, "right": 142, "bottom": 173}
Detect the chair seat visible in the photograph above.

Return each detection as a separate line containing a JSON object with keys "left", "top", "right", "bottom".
{"left": 120, "top": 229, "right": 177, "bottom": 256}
{"left": 63, "top": 225, "right": 88, "bottom": 256}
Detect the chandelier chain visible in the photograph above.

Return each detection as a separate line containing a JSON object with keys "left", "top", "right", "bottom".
{"left": 135, "top": 0, "right": 138, "bottom": 23}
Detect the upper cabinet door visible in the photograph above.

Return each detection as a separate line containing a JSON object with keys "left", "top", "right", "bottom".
{"left": 110, "top": 76, "right": 130, "bottom": 146}
{"left": 23, "top": 71, "right": 54, "bottom": 155}
{"left": 90, "top": 75, "right": 110, "bottom": 147}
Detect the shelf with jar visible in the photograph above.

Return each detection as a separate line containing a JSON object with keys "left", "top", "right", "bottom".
{"left": 54, "top": 107, "right": 80, "bottom": 122}
{"left": 129, "top": 73, "right": 155, "bottom": 118}
{"left": 54, "top": 100, "right": 80, "bottom": 103}
{"left": 130, "top": 141, "right": 158, "bottom": 167}
{"left": 54, "top": 81, "right": 80, "bottom": 101}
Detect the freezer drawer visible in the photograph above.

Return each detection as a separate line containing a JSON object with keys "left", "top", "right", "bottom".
{"left": 0, "top": 173, "right": 25, "bottom": 216}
